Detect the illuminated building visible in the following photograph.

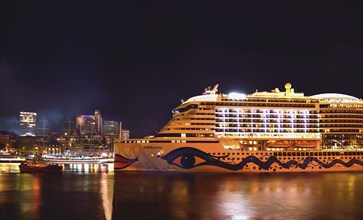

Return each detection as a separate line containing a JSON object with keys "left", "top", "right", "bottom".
{"left": 19, "top": 112, "right": 37, "bottom": 136}
{"left": 114, "top": 83, "right": 363, "bottom": 172}
{"left": 103, "top": 120, "right": 120, "bottom": 137}
{"left": 95, "top": 110, "right": 103, "bottom": 135}
{"left": 76, "top": 115, "right": 96, "bottom": 137}
{"left": 0, "top": 131, "right": 15, "bottom": 149}
{"left": 121, "top": 129, "right": 130, "bottom": 140}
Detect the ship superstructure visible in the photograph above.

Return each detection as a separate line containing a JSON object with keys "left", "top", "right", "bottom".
{"left": 114, "top": 83, "right": 363, "bottom": 172}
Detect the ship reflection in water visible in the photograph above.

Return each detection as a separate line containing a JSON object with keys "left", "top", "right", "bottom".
{"left": 0, "top": 164, "right": 362, "bottom": 219}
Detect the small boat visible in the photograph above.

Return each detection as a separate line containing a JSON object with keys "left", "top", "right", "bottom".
{"left": 19, "top": 154, "right": 63, "bottom": 173}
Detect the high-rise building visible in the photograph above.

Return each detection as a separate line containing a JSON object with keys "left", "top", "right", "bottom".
{"left": 95, "top": 110, "right": 103, "bottom": 135}
{"left": 19, "top": 112, "right": 37, "bottom": 136}
{"left": 76, "top": 115, "right": 96, "bottom": 137}
{"left": 121, "top": 129, "right": 130, "bottom": 140}
{"left": 103, "top": 120, "right": 120, "bottom": 137}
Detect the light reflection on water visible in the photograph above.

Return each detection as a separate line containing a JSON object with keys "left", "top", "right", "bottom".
{"left": 1, "top": 164, "right": 362, "bottom": 220}
{"left": 112, "top": 172, "right": 363, "bottom": 220}
{"left": 0, "top": 162, "right": 113, "bottom": 174}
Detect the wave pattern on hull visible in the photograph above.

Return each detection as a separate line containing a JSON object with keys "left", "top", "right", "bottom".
{"left": 115, "top": 147, "right": 363, "bottom": 171}
{"left": 162, "top": 147, "right": 363, "bottom": 171}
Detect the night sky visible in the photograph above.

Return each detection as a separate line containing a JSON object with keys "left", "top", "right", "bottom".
{"left": 1, "top": 1, "right": 362, "bottom": 137}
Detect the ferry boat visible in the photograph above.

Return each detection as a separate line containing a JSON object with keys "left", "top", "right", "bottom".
{"left": 114, "top": 83, "right": 363, "bottom": 172}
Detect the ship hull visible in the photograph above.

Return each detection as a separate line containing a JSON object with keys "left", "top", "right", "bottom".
{"left": 114, "top": 142, "right": 363, "bottom": 173}
{"left": 19, "top": 163, "right": 63, "bottom": 173}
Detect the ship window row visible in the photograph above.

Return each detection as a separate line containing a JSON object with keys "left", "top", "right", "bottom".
{"left": 182, "top": 118, "right": 215, "bottom": 121}
{"left": 215, "top": 109, "right": 318, "bottom": 114}
{"left": 210, "top": 102, "right": 317, "bottom": 108}
{"left": 215, "top": 112, "right": 318, "bottom": 116}
{"left": 154, "top": 133, "right": 215, "bottom": 137}
{"left": 198, "top": 108, "right": 214, "bottom": 111}
{"left": 320, "top": 109, "right": 363, "bottom": 114}
{"left": 320, "top": 114, "right": 363, "bottom": 119}
{"left": 191, "top": 117, "right": 216, "bottom": 120}
{"left": 195, "top": 113, "right": 215, "bottom": 115}
{"left": 216, "top": 119, "right": 319, "bottom": 123}
{"left": 320, "top": 124, "right": 363, "bottom": 128}
{"left": 216, "top": 123, "right": 319, "bottom": 127}
{"left": 215, "top": 124, "right": 319, "bottom": 128}
{"left": 320, "top": 104, "right": 363, "bottom": 108}
{"left": 209, "top": 151, "right": 363, "bottom": 157}
{"left": 216, "top": 116, "right": 319, "bottom": 119}
{"left": 217, "top": 99, "right": 318, "bottom": 104}
{"left": 215, "top": 129, "right": 319, "bottom": 133}
{"left": 215, "top": 112, "right": 318, "bottom": 115}
{"left": 185, "top": 133, "right": 214, "bottom": 137}
{"left": 172, "top": 117, "right": 214, "bottom": 121}
{"left": 215, "top": 115, "right": 319, "bottom": 119}
{"left": 215, "top": 115, "right": 319, "bottom": 120}
{"left": 322, "top": 129, "right": 361, "bottom": 133}
{"left": 169, "top": 128, "right": 212, "bottom": 131}
{"left": 122, "top": 140, "right": 219, "bottom": 143}
{"left": 165, "top": 127, "right": 214, "bottom": 131}
{"left": 215, "top": 121, "right": 319, "bottom": 126}
{"left": 320, "top": 121, "right": 363, "bottom": 124}
{"left": 322, "top": 134, "right": 362, "bottom": 138}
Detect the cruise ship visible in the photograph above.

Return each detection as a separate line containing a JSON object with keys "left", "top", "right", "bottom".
{"left": 114, "top": 83, "right": 363, "bottom": 172}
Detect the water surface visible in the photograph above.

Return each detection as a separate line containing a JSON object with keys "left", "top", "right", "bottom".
{"left": 1, "top": 163, "right": 362, "bottom": 219}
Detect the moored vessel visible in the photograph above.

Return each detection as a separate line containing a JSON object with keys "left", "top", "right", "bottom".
{"left": 19, "top": 154, "right": 63, "bottom": 173}
{"left": 114, "top": 83, "right": 363, "bottom": 172}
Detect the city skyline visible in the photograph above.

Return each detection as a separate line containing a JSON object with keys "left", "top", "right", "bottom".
{"left": 1, "top": 1, "right": 362, "bottom": 137}
{"left": 10, "top": 109, "right": 126, "bottom": 137}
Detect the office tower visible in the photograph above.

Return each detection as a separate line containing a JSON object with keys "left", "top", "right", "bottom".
{"left": 121, "top": 129, "right": 130, "bottom": 140}
{"left": 76, "top": 115, "right": 96, "bottom": 137}
{"left": 103, "top": 120, "right": 120, "bottom": 137}
{"left": 19, "top": 112, "right": 37, "bottom": 136}
{"left": 95, "top": 110, "right": 103, "bottom": 135}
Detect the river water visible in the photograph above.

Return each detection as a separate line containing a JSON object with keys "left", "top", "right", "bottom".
{"left": 0, "top": 163, "right": 362, "bottom": 220}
